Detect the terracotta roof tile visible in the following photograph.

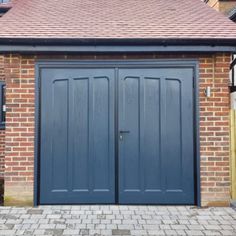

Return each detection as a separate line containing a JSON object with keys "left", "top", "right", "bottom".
{"left": 0, "top": 0, "right": 236, "bottom": 42}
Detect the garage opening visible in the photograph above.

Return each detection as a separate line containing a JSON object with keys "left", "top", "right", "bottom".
{"left": 37, "top": 61, "right": 198, "bottom": 205}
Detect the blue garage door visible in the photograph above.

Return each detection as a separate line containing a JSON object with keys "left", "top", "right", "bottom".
{"left": 39, "top": 65, "right": 195, "bottom": 204}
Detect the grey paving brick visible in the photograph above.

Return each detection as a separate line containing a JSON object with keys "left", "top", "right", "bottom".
{"left": 162, "top": 219, "right": 178, "bottom": 224}
{"left": 89, "top": 229, "right": 102, "bottom": 235}
{"left": 160, "top": 225, "right": 171, "bottom": 230}
{"left": 73, "top": 223, "right": 86, "bottom": 229}
{"left": 204, "top": 230, "right": 222, "bottom": 235}
{"left": 44, "top": 229, "right": 63, "bottom": 235}
{"left": 221, "top": 230, "right": 236, "bottom": 235}
{"left": 204, "top": 224, "right": 222, "bottom": 230}
{"left": 100, "top": 219, "right": 110, "bottom": 224}
{"left": 15, "top": 229, "right": 25, "bottom": 235}
{"left": 187, "top": 224, "right": 204, "bottom": 230}
{"left": 130, "top": 229, "right": 147, "bottom": 235}
{"left": 55, "top": 224, "right": 66, "bottom": 229}
{"left": 91, "top": 219, "right": 100, "bottom": 224}
{"left": 33, "top": 229, "right": 45, "bottom": 235}
{"left": 63, "top": 229, "right": 80, "bottom": 235}
{"left": 95, "top": 224, "right": 106, "bottom": 229}
{"left": 171, "top": 224, "right": 187, "bottom": 230}
{"left": 27, "top": 209, "right": 43, "bottom": 215}
{"left": 148, "top": 230, "right": 165, "bottom": 235}
{"left": 97, "top": 214, "right": 106, "bottom": 219}
{"left": 79, "top": 229, "right": 89, "bottom": 235}
{"left": 21, "top": 224, "right": 31, "bottom": 230}
{"left": 185, "top": 230, "right": 204, "bottom": 235}
{"left": 1, "top": 223, "right": 14, "bottom": 230}
{"left": 112, "top": 229, "right": 131, "bottom": 235}
{"left": 221, "top": 225, "right": 234, "bottom": 230}
{"left": 0, "top": 230, "right": 16, "bottom": 235}
{"left": 176, "top": 229, "right": 187, "bottom": 235}
{"left": 22, "top": 219, "right": 37, "bottom": 224}
{"left": 30, "top": 224, "right": 40, "bottom": 230}
{"left": 122, "top": 219, "right": 137, "bottom": 225}
{"left": 100, "top": 229, "right": 113, "bottom": 235}
{"left": 117, "top": 224, "right": 134, "bottom": 230}
{"left": 39, "top": 224, "right": 55, "bottom": 229}
{"left": 106, "top": 224, "right": 117, "bottom": 229}
{"left": 164, "top": 229, "right": 178, "bottom": 235}
{"left": 46, "top": 214, "right": 61, "bottom": 219}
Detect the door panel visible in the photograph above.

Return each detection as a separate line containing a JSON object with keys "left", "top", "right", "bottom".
{"left": 40, "top": 68, "right": 115, "bottom": 204}
{"left": 93, "top": 77, "right": 111, "bottom": 190}
{"left": 118, "top": 68, "right": 194, "bottom": 204}
{"left": 51, "top": 79, "right": 69, "bottom": 191}
{"left": 122, "top": 76, "right": 140, "bottom": 191}
{"left": 143, "top": 77, "right": 161, "bottom": 191}
{"left": 71, "top": 78, "right": 89, "bottom": 191}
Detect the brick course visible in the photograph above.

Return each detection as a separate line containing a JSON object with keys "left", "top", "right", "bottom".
{"left": 2, "top": 53, "right": 231, "bottom": 206}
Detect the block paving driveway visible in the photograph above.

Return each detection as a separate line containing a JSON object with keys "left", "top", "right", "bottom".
{"left": 0, "top": 205, "right": 236, "bottom": 235}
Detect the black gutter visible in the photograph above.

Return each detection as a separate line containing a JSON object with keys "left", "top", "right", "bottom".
{"left": 1, "top": 38, "right": 236, "bottom": 47}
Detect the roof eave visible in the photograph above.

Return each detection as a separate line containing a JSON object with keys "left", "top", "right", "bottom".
{"left": 0, "top": 38, "right": 236, "bottom": 53}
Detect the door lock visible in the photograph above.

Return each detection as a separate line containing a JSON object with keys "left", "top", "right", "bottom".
{"left": 119, "top": 130, "right": 130, "bottom": 141}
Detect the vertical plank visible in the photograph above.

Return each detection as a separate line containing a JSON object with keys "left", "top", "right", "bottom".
{"left": 231, "top": 110, "right": 236, "bottom": 200}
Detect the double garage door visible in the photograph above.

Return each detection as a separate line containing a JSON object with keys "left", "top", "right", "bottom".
{"left": 39, "top": 62, "right": 196, "bottom": 205}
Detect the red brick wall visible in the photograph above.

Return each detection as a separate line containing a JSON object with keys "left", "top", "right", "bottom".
{"left": 199, "top": 54, "right": 231, "bottom": 206}
{"left": 4, "top": 54, "right": 34, "bottom": 205}
{"left": 3, "top": 53, "right": 231, "bottom": 206}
